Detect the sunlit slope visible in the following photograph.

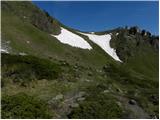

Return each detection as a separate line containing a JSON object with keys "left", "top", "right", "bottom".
{"left": 2, "top": 1, "right": 116, "bottom": 68}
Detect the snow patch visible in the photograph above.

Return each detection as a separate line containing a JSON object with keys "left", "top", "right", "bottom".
{"left": 51, "top": 27, "right": 92, "bottom": 50}
{"left": 1, "top": 40, "right": 11, "bottom": 53}
{"left": 116, "top": 33, "right": 119, "bottom": 36}
{"left": 79, "top": 32, "right": 122, "bottom": 62}
{"left": 1, "top": 48, "right": 9, "bottom": 53}
{"left": 19, "top": 52, "right": 27, "bottom": 56}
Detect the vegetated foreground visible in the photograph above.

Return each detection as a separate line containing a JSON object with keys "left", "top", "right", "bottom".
{"left": 1, "top": 1, "right": 159, "bottom": 119}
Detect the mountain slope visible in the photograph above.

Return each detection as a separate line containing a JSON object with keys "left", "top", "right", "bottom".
{"left": 2, "top": 1, "right": 117, "bottom": 69}
{"left": 1, "top": 1, "right": 159, "bottom": 119}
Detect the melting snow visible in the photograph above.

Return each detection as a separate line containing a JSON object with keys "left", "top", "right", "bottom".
{"left": 1, "top": 48, "right": 9, "bottom": 53}
{"left": 51, "top": 27, "right": 92, "bottom": 50}
{"left": 79, "top": 32, "right": 122, "bottom": 62}
{"left": 19, "top": 52, "right": 27, "bottom": 56}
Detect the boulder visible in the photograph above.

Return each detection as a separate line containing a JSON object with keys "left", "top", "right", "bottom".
{"left": 55, "top": 94, "right": 63, "bottom": 100}
{"left": 103, "top": 90, "right": 109, "bottom": 93}
{"left": 88, "top": 72, "right": 92, "bottom": 76}
{"left": 128, "top": 99, "right": 137, "bottom": 105}
{"left": 70, "top": 103, "right": 79, "bottom": 108}
{"left": 77, "top": 97, "right": 85, "bottom": 101}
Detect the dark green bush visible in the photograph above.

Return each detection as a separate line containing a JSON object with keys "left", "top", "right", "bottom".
{"left": 2, "top": 53, "right": 61, "bottom": 83}
{"left": 1, "top": 93, "right": 52, "bottom": 118}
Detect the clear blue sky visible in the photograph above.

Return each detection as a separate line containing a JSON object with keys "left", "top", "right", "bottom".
{"left": 32, "top": 1, "right": 159, "bottom": 35}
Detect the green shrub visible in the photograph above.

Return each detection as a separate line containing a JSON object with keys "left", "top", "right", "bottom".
{"left": 2, "top": 53, "right": 61, "bottom": 84}
{"left": 1, "top": 93, "right": 52, "bottom": 118}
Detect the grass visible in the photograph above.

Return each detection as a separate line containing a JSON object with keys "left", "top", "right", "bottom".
{"left": 103, "top": 61, "right": 158, "bottom": 117}
{"left": 1, "top": 1, "right": 159, "bottom": 119}
{"left": 1, "top": 52, "right": 159, "bottom": 118}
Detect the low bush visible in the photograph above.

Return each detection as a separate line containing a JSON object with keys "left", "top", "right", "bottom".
{"left": 1, "top": 93, "right": 52, "bottom": 118}
{"left": 68, "top": 94, "right": 123, "bottom": 119}
{"left": 2, "top": 53, "right": 61, "bottom": 84}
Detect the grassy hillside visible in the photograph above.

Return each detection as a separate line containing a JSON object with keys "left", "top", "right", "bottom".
{"left": 2, "top": 1, "right": 60, "bottom": 34}
{"left": 1, "top": 1, "right": 159, "bottom": 119}
{"left": 2, "top": 1, "right": 115, "bottom": 69}
{"left": 2, "top": 53, "right": 158, "bottom": 118}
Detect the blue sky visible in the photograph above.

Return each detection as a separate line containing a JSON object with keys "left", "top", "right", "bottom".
{"left": 33, "top": 1, "right": 159, "bottom": 35}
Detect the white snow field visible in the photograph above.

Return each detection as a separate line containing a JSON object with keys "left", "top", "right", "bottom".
{"left": 79, "top": 32, "right": 122, "bottom": 62}
{"left": 51, "top": 27, "right": 92, "bottom": 50}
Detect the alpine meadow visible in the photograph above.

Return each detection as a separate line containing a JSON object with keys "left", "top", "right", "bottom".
{"left": 1, "top": 1, "right": 159, "bottom": 119}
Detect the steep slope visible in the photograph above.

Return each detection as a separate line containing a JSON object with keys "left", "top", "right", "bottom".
{"left": 2, "top": 1, "right": 116, "bottom": 69}
{"left": 1, "top": 1, "right": 159, "bottom": 119}
{"left": 2, "top": 1, "right": 61, "bottom": 34}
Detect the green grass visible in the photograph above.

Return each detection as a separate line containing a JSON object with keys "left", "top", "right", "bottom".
{"left": 1, "top": 1, "right": 159, "bottom": 119}
{"left": 103, "top": 61, "right": 158, "bottom": 117}
{"left": 125, "top": 45, "right": 159, "bottom": 79}
{"left": 1, "top": 52, "right": 158, "bottom": 118}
